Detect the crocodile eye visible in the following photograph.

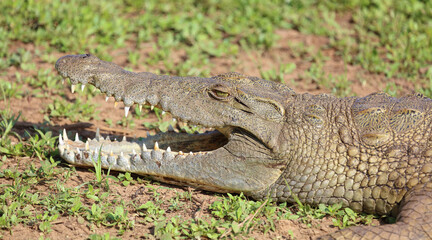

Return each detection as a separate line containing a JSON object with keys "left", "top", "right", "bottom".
{"left": 214, "top": 90, "right": 229, "bottom": 98}
{"left": 209, "top": 87, "right": 231, "bottom": 101}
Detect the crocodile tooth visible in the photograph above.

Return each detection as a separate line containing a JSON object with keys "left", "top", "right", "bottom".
{"left": 168, "top": 125, "right": 175, "bottom": 132}
{"left": 105, "top": 96, "right": 109, "bottom": 102}
{"left": 95, "top": 128, "right": 101, "bottom": 140}
{"left": 75, "top": 133, "right": 79, "bottom": 142}
{"left": 166, "top": 146, "right": 171, "bottom": 152}
{"left": 154, "top": 142, "right": 159, "bottom": 150}
{"left": 110, "top": 150, "right": 114, "bottom": 156}
{"left": 162, "top": 111, "right": 166, "bottom": 115}
{"left": 71, "top": 84, "right": 76, "bottom": 93}
{"left": 85, "top": 141, "right": 89, "bottom": 150}
{"left": 122, "top": 135, "right": 127, "bottom": 142}
{"left": 179, "top": 151, "right": 184, "bottom": 155}
{"left": 132, "top": 149, "right": 136, "bottom": 155}
{"left": 106, "top": 135, "right": 110, "bottom": 141}
{"left": 124, "top": 106, "right": 130, "bottom": 117}
{"left": 172, "top": 118, "right": 177, "bottom": 122}
{"left": 76, "top": 148, "right": 80, "bottom": 153}
{"left": 151, "top": 105, "right": 154, "bottom": 110}
{"left": 63, "top": 129, "right": 68, "bottom": 141}
{"left": 59, "top": 144, "right": 65, "bottom": 155}
{"left": 81, "top": 84, "right": 85, "bottom": 91}
{"left": 120, "top": 152, "right": 124, "bottom": 157}
{"left": 139, "top": 104, "right": 142, "bottom": 112}
{"left": 189, "top": 151, "right": 193, "bottom": 155}
{"left": 143, "top": 143, "right": 148, "bottom": 151}
{"left": 59, "top": 134, "right": 64, "bottom": 145}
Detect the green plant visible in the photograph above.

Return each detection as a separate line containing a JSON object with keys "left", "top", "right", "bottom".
{"left": 26, "top": 129, "right": 58, "bottom": 160}
{"left": 0, "top": 80, "right": 23, "bottom": 99}
{"left": 260, "top": 62, "right": 296, "bottom": 83}
{"left": 45, "top": 98, "right": 98, "bottom": 121}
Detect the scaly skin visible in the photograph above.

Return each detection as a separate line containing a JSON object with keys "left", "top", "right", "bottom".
{"left": 55, "top": 54, "right": 432, "bottom": 239}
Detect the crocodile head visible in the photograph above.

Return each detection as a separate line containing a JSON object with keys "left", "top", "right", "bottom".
{"left": 55, "top": 54, "right": 296, "bottom": 194}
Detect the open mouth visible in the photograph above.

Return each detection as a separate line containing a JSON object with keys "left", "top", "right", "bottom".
{"left": 59, "top": 126, "right": 229, "bottom": 167}
{"left": 57, "top": 72, "right": 232, "bottom": 167}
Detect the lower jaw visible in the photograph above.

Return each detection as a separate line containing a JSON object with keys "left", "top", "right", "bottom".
{"left": 59, "top": 128, "right": 228, "bottom": 160}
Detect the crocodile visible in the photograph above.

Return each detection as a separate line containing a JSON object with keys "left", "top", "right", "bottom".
{"left": 55, "top": 54, "right": 432, "bottom": 239}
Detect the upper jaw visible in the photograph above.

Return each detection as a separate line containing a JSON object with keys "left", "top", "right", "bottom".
{"left": 55, "top": 54, "right": 278, "bottom": 152}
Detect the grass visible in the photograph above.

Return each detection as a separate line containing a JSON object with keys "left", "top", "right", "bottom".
{"left": 44, "top": 98, "right": 99, "bottom": 122}
{"left": 0, "top": 0, "right": 430, "bottom": 238}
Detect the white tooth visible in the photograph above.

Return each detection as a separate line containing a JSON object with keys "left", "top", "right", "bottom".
{"left": 71, "top": 84, "right": 76, "bottom": 93}
{"left": 81, "top": 84, "right": 85, "bottom": 91}
{"left": 132, "top": 149, "right": 136, "bottom": 154}
{"left": 76, "top": 148, "right": 80, "bottom": 153}
{"left": 95, "top": 128, "right": 100, "bottom": 139}
{"left": 151, "top": 105, "right": 154, "bottom": 110}
{"left": 85, "top": 141, "right": 89, "bottom": 150}
{"left": 105, "top": 96, "right": 109, "bottom": 102}
{"left": 59, "top": 145, "right": 65, "bottom": 155}
{"left": 179, "top": 151, "right": 183, "bottom": 155}
{"left": 172, "top": 118, "right": 177, "bottom": 122}
{"left": 154, "top": 142, "right": 159, "bottom": 150}
{"left": 166, "top": 147, "right": 171, "bottom": 152}
{"left": 75, "top": 133, "right": 79, "bottom": 142}
{"left": 122, "top": 136, "right": 127, "bottom": 142}
{"left": 63, "top": 129, "right": 68, "bottom": 141}
{"left": 124, "top": 106, "right": 130, "bottom": 117}
{"left": 59, "top": 134, "right": 64, "bottom": 145}
{"left": 168, "top": 125, "right": 175, "bottom": 132}
{"left": 162, "top": 111, "right": 166, "bottom": 115}
{"left": 139, "top": 104, "right": 142, "bottom": 112}
{"left": 143, "top": 144, "right": 147, "bottom": 151}
{"left": 110, "top": 150, "right": 114, "bottom": 156}
{"left": 120, "top": 152, "right": 124, "bottom": 157}
{"left": 190, "top": 151, "right": 193, "bottom": 155}
{"left": 106, "top": 136, "right": 110, "bottom": 141}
